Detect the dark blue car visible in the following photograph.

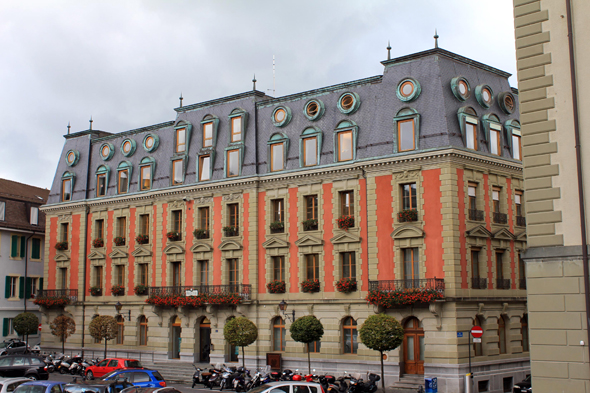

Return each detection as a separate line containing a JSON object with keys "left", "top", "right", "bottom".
{"left": 101, "top": 369, "right": 165, "bottom": 388}
{"left": 13, "top": 381, "right": 66, "bottom": 393}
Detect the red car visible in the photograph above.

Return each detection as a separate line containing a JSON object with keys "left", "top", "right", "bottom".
{"left": 85, "top": 358, "right": 143, "bottom": 379}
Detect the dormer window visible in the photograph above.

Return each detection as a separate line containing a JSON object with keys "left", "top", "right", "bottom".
{"left": 482, "top": 114, "right": 502, "bottom": 156}
{"left": 333, "top": 121, "right": 358, "bottom": 162}
{"left": 451, "top": 77, "right": 471, "bottom": 101}
{"left": 229, "top": 109, "right": 247, "bottom": 143}
{"left": 475, "top": 85, "right": 494, "bottom": 108}
{"left": 268, "top": 133, "right": 289, "bottom": 172}
{"left": 504, "top": 120, "right": 522, "bottom": 161}
{"left": 30, "top": 207, "right": 39, "bottom": 225}
{"left": 139, "top": 157, "right": 156, "bottom": 191}
{"left": 173, "top": 121, "right": 192, "bottom": 155}
{"left": 142, "top": 134, "right": 159, "bottom": 152}
{"left": 498, "top": 92, "right": 516, "bottom": 114}
{"left": 176, "top": 128, "right": 186, "bottom": 153}
{"left": 393, "top": 108, "right": 421, "bottom": 153}
{"left": 95, "top": 165, "right": 110, "bottom": 197}
{"left": 199, "top": 155, "right": 211, "bottom": 181}
{"left": 457, "top": 107, "right": 479, "bottom": 151}
{"left": 304, "top": 99, "right": 325, "bottom": 121}
{"left": 200, "top": 114, "right": 219, "bottom": 150}
{"left": 120, "top": 139, "right": 136, "bottom": 157}
{"left": 61, "top": 172, "right": 75, "bottom": 202}
{"left": 100, "top": 143, "right": 114, "bottom": 161}
{"left": 203, "top": 122, "right": 213, "bottom": 147}
{"left": 65, "top": 150, "right": 79, "bottom": 167}
{"left": 227, "top": 149, "right": 240, "bottom": 177}
{"left": 172, "top": 158, "right": 185, "bottom": 185}
{"left": 337, "top": 92, "right": 361, "bottom": 114}
{"left": 396, "top": 78, "right": 421, "bottom": 102}
{"left": 271, "top": 106, "right": 292, "bottom": 127}
{"left": 300, "top": 127, "right": 323, "bottom": 167}
{"left": 117, "top": 161, "right": 132, "bottom": 194}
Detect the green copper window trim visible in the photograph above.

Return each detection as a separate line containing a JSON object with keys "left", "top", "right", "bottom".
{"left": 267, "top": 132, "right": 290, "bottom": 173}
{"left": 481, "top": 113, "right": 502, "bottom": 144}
{"left": 120, "top": 138, "right": 137, "bottom": 157}
{"left": 393, "top": 107, "right": 421, "bottom": 153}
{"left": 299, "top": 127, "right": 323, "bottom": 168}
{"left": 497, "top": 92, "right": 516, "bottom": 115}
{"left": 100, "top": 143, "right": 115, "bottom": 161}
{"left": 196, "top": 151, "right": 216, "bottom": 182}
{"left": 475, "top": 84, "right": 494, "bottom": 109}
{"left": 450, "top": 76, "right": 471, "bottom": 102}
{"left": 170, "top": 156, "right": 187, "bottom": 186}
{"left": 271, "top": 106, "right": 292, "bottom": 127}
{"left": 117, "top": 161, "right": 133, "bottom": 194}
{"left": 138, "top": 157, "right": 157, "bottom": 191}
{"left": 200, "top": 114, "right": 219, "bottom": 149}
{"left": 174, "top": 120, "right": 193, "bottom": 156}
{"left": 228, "top": 108, "right": 248, "bottom": 145}
{"left": 224, "top": 145, "right": 245, "bottom": 178}
{"left": 457, "top": 106, "right": 479, "bottom": 149}
{"left": 337, "top": 92, "right": 361, "bottom": 115}
{"left": 396, "top": 78, "right": 421, "bottom": 102}
{"left": 504, "top": 119, "right": 521, "bottom": 156}
{"left": 95, "top": 165, "right": 111, "bottom": 198}
{"left": 61, "top": 171, "right": 76, "bottom": 202}
{"left": 333, "top": 120, "right": 359, "bottom": 163}
{"left": 65, "top": 150, "right": 80, "bottom": 167}
{"left": 142, "top": 134, "right": 160, "bottom": 152}
{"left": 303, "top": 99, "right": 325, "bottom": 121}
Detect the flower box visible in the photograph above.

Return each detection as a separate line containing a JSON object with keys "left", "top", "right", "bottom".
{"left": 270, "top": 221, "right": 284, "bottom": 233}
{"left": 113, "top": 237, "right": 126, "bottom": 246}
{"left": 223, "top": 226, "right": 239, "bottom": 237}
{"left": 54, "top": 242, "right": 68, "bottom": 251}
{"left": 166, "top": 231, "right": 180, "bottom": 241}
{"left": 301, "top": 279, "right": 320, "bottom": 293}
{"left": 145, "top": 292, "right": 243, "bottom": 307}
{"left": 193, "top": 229, "right": 209, "bottom": 240}
{"left": 134, "top": 285, "right": 149, "bottom": 296}
{"left": 93, "top": 238, "right": 104, "bottom": 248}
{"left": 337, "top": 215, "right": 355, "bottom": 230}
{"left": 365, "top": 288, "right": 443, "bottom": 308}
{"left": 111, "top": 285, "right": 125, "bottom": 296}
{"left": 302, "top": 219, "right": 318, "bottom": 231}
{"left": 267, "top": 280, "right": 286, "bottom": 294}
{"left": 398, "top": 209, "right": 418, "bottom": 223}
{"left": 33, "top": 296, "right": 70, "bottom": 308}
{"left": 90, "top": 286, "right": 102, "bottom": 296}
{"left": 136, "top": 235, "right": 149, "bottom": 245}
{"left": 336, "top": 278, "right": 357, "bottom": 293}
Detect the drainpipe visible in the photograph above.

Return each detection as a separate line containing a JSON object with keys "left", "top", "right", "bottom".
{"left": 361, "top": 167, "right": 370, "bottom": 296}
{"left": 565, "top": 0, "right": 590, "bottom": 369}
{"left": 23, "top": 231, "right": 36, "bottom": 313}
{"left": 80, "top": 134, "right": 93, "bottom": 357}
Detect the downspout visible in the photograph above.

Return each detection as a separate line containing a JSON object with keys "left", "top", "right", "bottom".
{"left": 361, "top": 167, "right": 370, "bottom": 294}
{"left": 253, "top": 93, "right": 260, "bottom": 368}
{"left": 80, "top": 135, "right": 93, "bottom": 357}
{"left": 23, "top": 231, "right": 35, "bottom": 313}
{"left": 565, "top": 0, "right": 590, "bottom": 368}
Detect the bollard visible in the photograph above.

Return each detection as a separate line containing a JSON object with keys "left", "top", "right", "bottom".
{"left": 464, "top": 374, "right": 473, "bottom": 393}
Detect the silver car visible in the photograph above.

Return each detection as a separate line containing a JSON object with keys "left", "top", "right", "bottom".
{"left": 248, "top": 382, "right": 324, "bottom": 393}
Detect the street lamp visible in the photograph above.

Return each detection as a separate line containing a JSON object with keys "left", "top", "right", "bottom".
{"left": 114, "top": 302, "right": 131, "bottom": 321}
{"left": 278, "top": 299, "right": 295, "bottom": 322}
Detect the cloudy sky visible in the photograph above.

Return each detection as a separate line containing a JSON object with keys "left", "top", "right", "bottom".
{"left": 0, "top": 0, "right": 517, "bottom": 189}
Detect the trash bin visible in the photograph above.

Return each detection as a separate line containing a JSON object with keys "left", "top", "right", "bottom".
{"left": 425, "top": 377, "right": 438, "bottom": 393}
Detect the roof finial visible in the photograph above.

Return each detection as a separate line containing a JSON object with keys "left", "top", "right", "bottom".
{"left": 387, "top": 40, "right": 391, "bottom": 60}
{"left": 89, "top": 116, "right": 93, "bottom": 130}
{"left": 179, "top": 93, "right": 183, "bottom": 108}
{"left": 67, "top": 122, "right": 71, "bottom": 135}
{"left": 434, "top": 29, "right": 439, "bottom": 49}
{"left": 252, "top": 74, "right": 257, "bottom": 91}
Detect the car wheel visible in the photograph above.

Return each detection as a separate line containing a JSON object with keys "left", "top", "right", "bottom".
{"left": 86, "top": 371, "right": 94, "bottom": 380}
{"left": 27, "top": 374, "right": 38, "bottom": 381}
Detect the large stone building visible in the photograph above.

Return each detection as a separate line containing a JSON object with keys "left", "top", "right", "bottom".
{"left": 512, "top": 0, "right": 590, "bottom": 392}
{"left": 39, "top": 45, "right": 528, "bottom": 392}
{"left": 0, "top": 178, "right": 48, "bottom": 342}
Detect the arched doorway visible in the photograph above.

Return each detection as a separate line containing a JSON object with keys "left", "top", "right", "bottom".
{"left": 199, "top": 317, "right": 211, "bottom": 363}
{"left": 171, "top": 316, "right": 182, "bottom": 359}
{"left": 403, "top": 317, "right": 424, "bottom": 375}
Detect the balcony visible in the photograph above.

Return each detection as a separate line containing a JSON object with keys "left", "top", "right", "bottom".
{"left": 496, "top": 278, "right": 511, "bottom": 289}
{"left": 369, "top": 278, "right": 445, "bottom": 293}
{"left": 397, "top": 209, "right": 418, "bottom": 223}
{"left": 516, "top": 216, "right": 526, "bottom": 227}
{"left": 471, "top": 277, "right": 487, "bottom": 289}
{"left": 519, "top": 278, "right": 527, "bottom": 289}
{"left": 493, "top": 212, "right": 508, "bottom": 224}
{"left": 33, "top": 289, "right": 78, "bottom": 308}
{"left": 148, "top": 284, "right": 251, "bottom": 301}
{"left": 468, "top": 209, "right": 485, "bottom": 221}
{"left": 367, "top": 279, "right": 445, "bottom": 308}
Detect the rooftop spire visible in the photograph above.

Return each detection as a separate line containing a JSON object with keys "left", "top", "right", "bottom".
{"left": 434, "top": 29, "right": 439, "bottom": 49}
{"left": 387, "top": 40, "right": 391, "bottom": 60}
{"left": 89, "top": 116, "right": 93, "bottom": 130}
{"left": 252, "top": 74, "right": 257, "bottom": 91}
{"left": 67, "top": 122, "right": 71, "bottom": 135}
{"left": 179, "top": 93, "right": 183, "bottom": 108}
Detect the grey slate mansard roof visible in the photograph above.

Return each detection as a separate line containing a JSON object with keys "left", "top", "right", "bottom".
{"left": 46, "top": 47, "right": 520, "bottom": 205}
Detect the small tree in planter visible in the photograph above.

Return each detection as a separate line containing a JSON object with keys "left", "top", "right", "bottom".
{"left": 50, "top": 315, "right": 76, "bottom": 353}
{"left": 111, "top": 285, "right": 125, "bottom": 296}
{"left": 290, "top": 315, "right": 324, "bottom": 374}
{"left": 55, "top": 242, "right": 68, "bottom": 251}
{"left": 90, "top": 286, "right": 102, "bottom": 296}
{"left": 134, "top": 285, "right": 148, "bottom": 296}
{"left": 337, "top": 215, "right": 355, "bottom": 230}
{"left": 301, "top": 279, "right": 320, "bottom": 293}
{"left": 193, "top": 229, "right": 209, "bottom": 240}
{"left": 113, "top": 237, "right": 126, "bottom": 246}
{"left": 89, "top": 315, "right": 118, "bottom": 359}
{"left": 136, "top": 235, "right": 149, "bottom": 245}
{"left": 267, "top": 280, "right": 286, "bottom": 294}
{"left": 359, "top": 314, "right": 404, "bottom": 390}
{"left": 93, "top": 238, "right": 104, "bottom": 248}
{"left": 302, "top": 219, "right": 318, "bottom": 231}
{"left": 13, "top": 312, "right": 39, "bottom": 346}
{"left": 336, "top": 278, "right": 357, "bottom": 293}
{"left": 223, "top": 317, "right": 258, "bottom": 369}
{"left": 166, "top": 231, "right": 180, "bottom": 241}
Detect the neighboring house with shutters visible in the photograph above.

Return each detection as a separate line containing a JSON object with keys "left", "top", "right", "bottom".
{"left": 0, "top": 178, "right": 48, "bottom": 339}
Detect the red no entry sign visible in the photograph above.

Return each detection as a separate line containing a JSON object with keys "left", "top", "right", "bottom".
{"left": 470, "top": 326, "right": 483, "bottom": 338}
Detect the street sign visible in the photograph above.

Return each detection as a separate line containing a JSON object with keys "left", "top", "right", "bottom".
{"left": 457, "top": 332, "right": 463, "bottom": 338}
{"left": 38, "top": 324, "right": 42, "bottom": 331}
{"left": 470, "top": 326, "right": 483, "bottom": 338}
{"left": 472, "top": 337, "right": 481, "bottom": 343}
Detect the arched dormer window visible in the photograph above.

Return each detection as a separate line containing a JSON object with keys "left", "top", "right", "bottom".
{"left": 229, "top": 108, "right": 248, "bottom": 144}
{"left": 482, "top": 114, "right": 502, "bottom": 156}
{"left": 61, "top": 171, "right": 76, "bottom": 202}
{"left": 299, "top": 127, "right": 323, "bottom": 167}
{"left": 138, "top": 157, "right": 156, "bottom": 191}
{"left": 173, "top": 120, "right": 192, "bottom": 155}
{"left": 95, "top": 165, "right": 110, "bottom": 198}
{"left": 457, "top": 107, "right": 479, "bottom": 151}
{"left": 393, "top": 108, "right": 421, "bottom": 153}
{"left": 201, "top": 114, "right": 219, "bottom": 149}
{"left": 333, "top": 120, "right": 358, "bottom": 163}
{"left": 505, "top": 119, "right": 522, "bottom": 161}
{"left": 117, "top": 161, "right": 132, "bottom": 194}
{"left": 267, "top": 132, "right": 289, "bottom": 172}
{"left": 224, "top": 145, "right": 244, "bottom": 178}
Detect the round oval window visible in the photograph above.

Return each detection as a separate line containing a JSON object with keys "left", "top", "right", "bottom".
{"left": 458, "top": 81, "right": 467, "bottom": 95}
{"left": 123, "top": 141, "right": 131, "bottom": 153}
{"left": 401, "top": 81, "right": 414, "bottom": 97}
{"left": 307, "top": 101, "right": 318, "bottom": 117}
{"left": 101, "top": 145, "right": 109, "bottom": 158}
{"left": 67, "top": 152, "right": 75, "bottom": 164}
{"left": 504, "top": 95, "right": 514, "bottom": 112}
{"left": 483, "top": 88, "right": 491, "bottom": 103}
{"left": 145, "top": 136, "right": 154, "bottom": 149}
{"left": 274, "top": 109, "right": 286, "bottom": 123}
{"left": 341, "top": 94, "right": 354, "bottom": 110}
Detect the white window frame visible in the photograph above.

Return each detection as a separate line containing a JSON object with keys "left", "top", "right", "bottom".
{"left": 30, "top": 207, "right": 39, "bottom": 226}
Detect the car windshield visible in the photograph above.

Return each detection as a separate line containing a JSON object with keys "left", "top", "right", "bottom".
{"left": 14, "top": 386, "right": 47, "bottom": 393}
{"left": 124, "top": 361, "right": 141, "bottom": 368}
{"left": 64, "top": 387, "right": 103, "bottom": 393}
{"left": 248, "top": 384, "right": 273, "bottom": 393}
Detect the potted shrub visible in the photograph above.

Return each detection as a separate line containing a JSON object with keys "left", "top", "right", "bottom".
{"left": 336, "top": 278, "right": 357, "bottom": 293}
{"left": 223, "top": 226, "right": 239, "bottom": 237}
{"left": 111, "top": 285, "right": 125, "bottom": 296}
{"left": 193, "top": 229, "right": 209, "bottom": 240}
{"left": 337, "top": 215, "right": 355, "bottom": 230}
{"left": 270, "top": 221, "right": 284, "bottom": 233}
{"left": 90, "top": 286, "right": 102, "bottom": 296}
{"left": 267, "top": 280, "right": 286, "bottom": 294}
{"left": 113, "top": 237, "right": 126, "bottom": 246}
{"left": 398, "top": 209, "right": 418, "bottom": 222}
{"left": 136, "top": 234, "right": 149, "bottom": 245}
{"left": 55, "top": 242, "right": 68, "bottom": 251}
{"left": 302, "top": 219, "right": 318, "bottom": 231}
{"left": 134, "top": 284, "right": 148, "bottom": 296}
{"left": 301, "top": 279, "right": 320, "bottom": 293}
{"left": 166, "top": 231, "right": 180, "bottom": 241}
{"left": 93, "top": 238, "right": 104, "bottom": 248}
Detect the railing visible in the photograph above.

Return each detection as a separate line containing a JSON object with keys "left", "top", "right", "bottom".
{"left": 493, "top": 212, "right": 508, "bottom": 224}
{"left": 519, "top": 278, "right": 527, "bottom": 289}
{"left": 471, "top": 278, "right": 487, "bottom": 289}
{"left": 397, "top": 209, "right": 419, "bottom": 223}
{"left": 516, "top": 216, "right": 526, "bottom": 227}
{"left": 369, "top": 278, "right": 445, "bottom": 293}
{"left": 496, "top": 278, "right": 511, "bottom": 289}
{"left": 468, "top": 209, "right": 485, "bottom": 221}
{"left": 149, "top": 284, "right": 251, "bottom": 300}
{"left": 37, "top": 289, "right": 78, "bottom": 302}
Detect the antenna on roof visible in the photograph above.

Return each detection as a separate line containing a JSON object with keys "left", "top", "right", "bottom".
{"left": 67, "top": 122, "right": 71, "bottom": 135}
{"left": 434, "top": 29, "right": 439, "bottom": 49}
{"left": 89, "top": 116, "right": 93, "bottom": 130}
{"left": 267, "top": 55, "right": 276, "bottom": 97}
{"left": 179, "top": 93, "right": 183, "bottom": 108}
{"left": 387, "top": 40, "right": 391, "bottom": 60}
{"left": 252, "top": 74, "right": 257, "bottom": 91}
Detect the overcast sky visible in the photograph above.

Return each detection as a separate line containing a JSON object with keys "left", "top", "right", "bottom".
{"left": 0, "top": 0, "right": 517, "bottom": 189}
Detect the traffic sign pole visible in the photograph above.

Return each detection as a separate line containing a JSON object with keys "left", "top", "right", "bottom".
{"left": 469, "top": 326, "right": 484, "bottom": 378}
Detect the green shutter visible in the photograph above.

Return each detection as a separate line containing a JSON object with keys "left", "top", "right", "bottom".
{"left": 18, "top": 277, "right": 24, "bottom": 299}
{"left": 2, "top": 319, "right": 8, "bottom": 336}
{"left": 4, "top": 277, "right": 10, "bottom": 298}
{"left": 20, "top": 236, "right": 25, "bottom": 259}
{"left": 31, "top": 239, "right": 40, "bottom": 260}
{"left": 39, "top": 277, "right": 43, "bottom": 291}
{"left": 11, "top": 236, "right": 18, "bottom": 258}
{"left": 25, "top": 277, "right": 32, "bottom": 300}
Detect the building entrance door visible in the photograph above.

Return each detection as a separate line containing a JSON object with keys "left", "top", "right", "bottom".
{"left": 200, "top": 318, "right": 211, "bottom": 363}
{"left": 171, "top": 316, "right": 182, "bottom": 359}
{"left": 403, "top": 317, "right": 424, "bottom": 375}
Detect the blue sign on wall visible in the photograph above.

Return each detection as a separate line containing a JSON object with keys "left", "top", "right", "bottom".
{"left": 457, "top": 332, "right": 463, "bottom": 338}
{"left": 425, "top": 377, "right": 438, "bottom": 393}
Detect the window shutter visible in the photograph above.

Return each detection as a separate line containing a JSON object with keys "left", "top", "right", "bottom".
{"left": 11, "top": 236, "right": 18, "bottom": 258}
{"left": 25, "top": 278, "right": 32, "bottom": 300}
{"left": 4, "top": 277, "right": 10, "bottom": 298}
{"left": 20, "top": 236, "right": 25, "bottom": 259}
{"left": 19, "top": 277, "right": 24, "bottom": 299}
{"left": 30, "top": 207, "right": 38, "bottom": 225}
{"left": 39, "top": 277, "right": 43, "bottom": 291}
{"left": 31, "top": 239, "right": 40, "bottom": 260}
{"left": 2, "top": 319, "right": 8, "bottom": 336}
{"left": 0, "top": 201, "right": 5, "bottom": 221}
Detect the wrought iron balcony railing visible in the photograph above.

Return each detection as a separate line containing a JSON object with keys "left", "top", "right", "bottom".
{"left": 149, "top": 284, "right": 251, "bottom": 300}
{"left": 471, "top": 277, "right": 487, "bottom": 289}
{"left": 516, "top": 216, "right": 526, "bottom": 227}
{"left": 368, "top": 278, "right": 445, "bottom": 293}
{"left": 519, "top": 278, "right": 527, "bottom": 290}
{"left": 493, "top": 212, "right": 508, "bottom": 224}
{"left": 496, "top": 278, "right": 511, "bottom": 289}
{"left": 36, "top": 289, "right": 78, "bottom": 302}
{"left": 468, "top": 209, "right": 485, "bottom": 221}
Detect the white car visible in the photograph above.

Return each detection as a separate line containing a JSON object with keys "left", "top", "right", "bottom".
{"left": 0, "top": 378, "right": 34, "bottom": 393}
{"left": 248, "top": 382, "right": 324, "bottom": 393}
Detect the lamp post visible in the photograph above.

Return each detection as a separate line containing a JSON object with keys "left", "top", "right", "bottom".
{"left": 278, "top": 299, "right": 295, "bottom": 322}
{"left": 114, "top": 302, "right": 131, "bottom": 321}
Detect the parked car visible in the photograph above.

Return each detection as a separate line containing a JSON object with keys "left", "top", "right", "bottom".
{"left": 248, "top": 382, "right": 325, "bottom": 393}
{"left": 0, "top": 342, "right": 28, "bottom": 357}
{"left": 0, "top": 378, "right": 34, "bottom": 393}
{"left": 0, "top": 356, "right": 48, "bottom": 380}
{"left": 63, "top": 380, "right": 133, "bottom": 393}
{"left": 101, "top": 369, "right": 165, "bottom": 388}
{"left": 85, "top": 360, "right": 142, "bottom": 380}
{"left": 13, "top": 381, "right": 66, "bottom": 393}
{"left": 119, "top": 388, "right": 180, "bottom": 393}
{"left": 513, "top": 375, "right": 531, "bottom": 393}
